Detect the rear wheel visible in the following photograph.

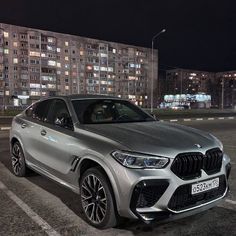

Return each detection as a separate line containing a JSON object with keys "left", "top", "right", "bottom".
{"left": 80, "top": 167, "right": 118, "bottom": 229}
{"left": 11, "top": 141, "right": 27, "bottom": 177}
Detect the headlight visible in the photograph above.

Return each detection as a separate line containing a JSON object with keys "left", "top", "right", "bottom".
{"left": 111, "top": 151, "right": 169, "bottom": 169}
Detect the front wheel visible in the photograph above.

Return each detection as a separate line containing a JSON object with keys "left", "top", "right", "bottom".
{"left": 79, "top": 167, "right": 118, "bottom": 229}
{"left": 11, "top": 141, "right": 27, "bottom": 177}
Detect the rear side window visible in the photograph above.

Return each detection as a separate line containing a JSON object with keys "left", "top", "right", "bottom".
{"left": 25, "top": 104, "right": 35, "bottom": 117}
{"left": 26, "top": 100, "right": 53, "bottom": 122}
{"left": 47, "top": 99, "right": 70, "bottom": 124}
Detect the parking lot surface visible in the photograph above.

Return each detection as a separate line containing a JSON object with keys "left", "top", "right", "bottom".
{"left": 0, "top": 119, "right": 235, "bottom": 236}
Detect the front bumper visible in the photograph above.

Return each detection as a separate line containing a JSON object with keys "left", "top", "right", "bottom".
{"left": 112, "top": 153, "right": 231, "bottom": 222}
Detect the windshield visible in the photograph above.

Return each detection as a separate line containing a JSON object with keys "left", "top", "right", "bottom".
{"left": 72, "top": 99, "right": 155, "bottom": 124}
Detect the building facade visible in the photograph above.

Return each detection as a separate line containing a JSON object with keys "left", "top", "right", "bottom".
{"left": 0, "top": 23, "right": 158, "bottom": 108}
{"left": 165, "top": 69, "right": 236, "bottom": 108}
{"left": 216, "top": 71, "right": 236, "bottom": 108}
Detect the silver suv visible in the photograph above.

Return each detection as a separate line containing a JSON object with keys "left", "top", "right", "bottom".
{"left": 10, "top": 95, "right": 231, "bottom": 228}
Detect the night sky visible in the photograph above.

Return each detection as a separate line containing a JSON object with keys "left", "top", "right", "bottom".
{"left": 1, "top": 0, "right": 236, "bottom": 72}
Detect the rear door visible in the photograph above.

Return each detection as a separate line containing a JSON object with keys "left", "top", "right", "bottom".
{"left": 22, "top": 99, "right": 54, "bottom": 165}
{"left": 32, "top": 99, "right": 80, "bottom": 179}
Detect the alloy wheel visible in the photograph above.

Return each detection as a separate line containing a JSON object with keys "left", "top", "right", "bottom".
{"left": 12, "top": 143, "right": 24, "bottom": 175}
{"left": 81, "top": 174, "right": 107, "bottom": 224}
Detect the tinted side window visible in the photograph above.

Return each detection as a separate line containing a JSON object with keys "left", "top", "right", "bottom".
{"left": 47, "top": 99, "right": 70, "bottom": 124}
{"left": 25, "top": 104, "right": 35, "bottom": 117}
{"left": 32, "top": 100, "right": 53, "bottom": 122}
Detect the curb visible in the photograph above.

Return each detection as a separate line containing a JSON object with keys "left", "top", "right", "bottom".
{"left": 161, "top": 116, "right": 235, "bottom": 122}
{"left": 0, "top": 116, "right": 14, "bottom": 118}
{"left": 0, "top": 127, "right": 11, "bottom": 131}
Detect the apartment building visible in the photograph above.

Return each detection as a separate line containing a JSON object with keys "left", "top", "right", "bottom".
{"left": 165, "top": 69, "right": 236, "bottom": 108}
{"left": 0, "top": 23, "right": 158, "bottom": 108}
{"left": 216, "top": 71, "right": 236, "bottom": 108}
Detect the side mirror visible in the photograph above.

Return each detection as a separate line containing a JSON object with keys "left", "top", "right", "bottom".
{"left": 54, "top": 113, "right": 74, "bottom": 130}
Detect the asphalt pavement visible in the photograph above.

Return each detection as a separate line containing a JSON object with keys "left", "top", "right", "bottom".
{"left": 0, "top": 119, "right": 236, "bottom": 236}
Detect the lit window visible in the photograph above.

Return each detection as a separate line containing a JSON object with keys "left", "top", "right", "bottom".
{"left": 48, "top": 37, "right": 53, "bottom": 43}
{"left": 47, "top": 84, "right": 56, "bottom": 89}
{"left": 48, "top": 60, "right": 56, "bottom": 66}
{"left": 13, "top": 58, "right": 18, "bottom": 64}
{"left": 57, "top": 71, "right": 61, "bottom": 75}
{"left": 29, "top": 51, "right": 40, "bottom": 57}
{"left": 4, "top": 49, "right": 9, "bottom": 54}
{"left": 30, "top": 83, "right": 40, "bottom": 88}
{"left": 112, "top": 49, "right": 116, "bottom": 53}
{"left": 5, "top": 91, "right": 10, "bottom": 95}
{"left": 57, "top": 62, "right": 61, "bottom": 68}
{"left": 94, "top": 66, "right": 99, "bottom": 71}
{"left": 65, "top": 41, "right": 69, "bottom": 46}
{"left": 56, "top": 47, "right": 61, "bottom": 53}
{"left": 30, "top": 91, "right": 40, "bottom": 96}
{"left": 87, "top": 65, "right": 93, "bottom": 70}
{"left": 65, "top": 56, "right": 69, "bottom": 61}
{"left": 65, "top": 71, "right": 69, "bottom": 75}
{"left": 41, "top": 53, "right": 46, "bottom": 57}
{"left": 47, "top": 45, "right": 53, "bottom": 51}
{"left": 80, "top": 50, "right": 84, "bottom": 56}
{"left": 100, "top": 66, "right": 107, "bottom": 71}
{"left": 13, "top": 42, "right": 18, "bottom": 47}
{"left": 65, "top": 86, "right": 69, "bottom": 90}
{"left": 3, "top": 32, "right": 9, "bottom": 38}
{"left": 100, "top": 53, "right": 107, "bottom": 57}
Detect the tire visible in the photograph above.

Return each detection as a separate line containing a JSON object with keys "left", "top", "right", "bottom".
{"left": 79, "top": 167, "right": 118, "bottom": 229}
{"left": 11, "top": 141, "right": 27, "bottom": 177}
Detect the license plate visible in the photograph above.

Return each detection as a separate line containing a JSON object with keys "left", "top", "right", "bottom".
{"left": 191, "top": 177, "right": 219, "bottom": 195}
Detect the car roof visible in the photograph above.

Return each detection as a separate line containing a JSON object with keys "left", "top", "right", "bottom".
{"left": 40, "top": 94, "right": 122, "bottom": 101}
{"left": 68, "top": 94, "right": 119, "bottom": 100}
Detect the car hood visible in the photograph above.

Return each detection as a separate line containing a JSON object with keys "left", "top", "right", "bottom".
{"left": 79, "top": 121, "right": 219, "bottom": 158}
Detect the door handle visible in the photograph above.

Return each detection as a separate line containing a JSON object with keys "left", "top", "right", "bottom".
{"left": 41, "top": 129, "right": 47, "bottom": 136}
{"left": 21, "top": 123, "right": 27, "bottom": 129}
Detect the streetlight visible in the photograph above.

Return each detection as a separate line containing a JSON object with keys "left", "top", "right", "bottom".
{"left": 151, "top": 28, "right": 166, "bottom": 113}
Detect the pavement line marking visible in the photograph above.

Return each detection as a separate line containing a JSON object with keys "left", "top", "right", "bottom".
{"left": 0, "top": 127, "right": 11, "bottom": 131}
{"left": 226, "top": 199, "right": 236, "bottom": 205}
{"left": 208, "top": 118, "right": 215, "bottom": 120}
{"left": 228, "top": 117, "right": 235, "bottom": 119}
{"left": 224, "top": 145, "right": 236, "bottom": 149}
{"left": 170, "top": 119, "right": 178, "bottom": 122}
{"left": 196, "top": 118, "right": 203, "bottom": 121}
{"left": 0, "top": 181, "right": 61, "bottom": 236}
{"left": 218, "top": 117, "right": 225, "bottom": 120}
{"left": 183, "top": 118, "right": 191, "bottom": 121}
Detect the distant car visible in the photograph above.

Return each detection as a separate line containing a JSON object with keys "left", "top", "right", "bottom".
{"left": 171, "top": 105, "right": 189, "bottom": 110}
{"left": 10, "top": 95, "right": 231, "bottom": 228}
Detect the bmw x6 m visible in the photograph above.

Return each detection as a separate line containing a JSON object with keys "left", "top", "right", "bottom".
{"left": 10, "top": 95, "right": 231, "bottom": 228}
